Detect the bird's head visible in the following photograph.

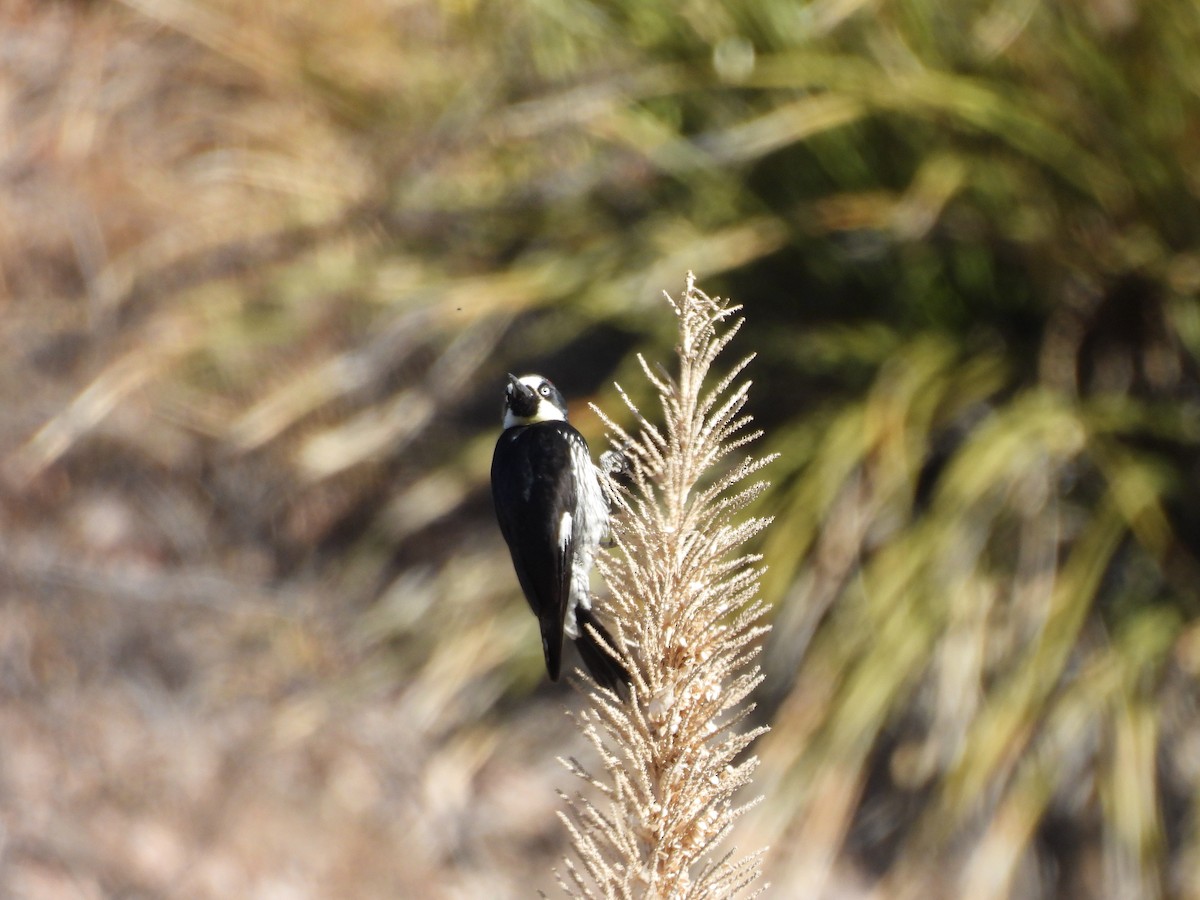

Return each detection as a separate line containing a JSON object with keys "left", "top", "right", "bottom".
{"left": 502, "top": 373, "right": 569, "bottom": 429}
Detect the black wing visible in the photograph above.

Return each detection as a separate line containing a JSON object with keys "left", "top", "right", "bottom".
{"left": 491, "top": 421, "right": 580, "bottom": 679}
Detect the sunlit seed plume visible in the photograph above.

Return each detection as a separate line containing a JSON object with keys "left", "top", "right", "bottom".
{"left": 556, "top": 273, "right": 776, "bottom": 899}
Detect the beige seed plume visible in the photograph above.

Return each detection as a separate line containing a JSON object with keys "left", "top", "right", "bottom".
{"left": 556, "top": 273, "right": 775, "bottom": 899}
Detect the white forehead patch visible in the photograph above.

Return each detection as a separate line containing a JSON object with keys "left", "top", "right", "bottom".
{"left": 516, "top": 374, "right": 544, "bottom": 391}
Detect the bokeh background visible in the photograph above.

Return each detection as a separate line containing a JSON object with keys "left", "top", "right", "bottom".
{"left": 2, "top": 0, "right": 1200, "bottom": 897}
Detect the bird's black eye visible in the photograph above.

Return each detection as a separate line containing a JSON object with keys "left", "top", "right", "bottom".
{"left": 539, "top": 384, "right": 551, "bottom": 396}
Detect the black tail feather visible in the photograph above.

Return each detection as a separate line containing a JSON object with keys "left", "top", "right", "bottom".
{"left": 575, "top": 608, "right": 631, "bottom": 693}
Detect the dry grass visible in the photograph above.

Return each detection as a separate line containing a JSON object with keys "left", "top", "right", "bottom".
{"left": 559, "top": 276, "right": 772, "bottom": 898}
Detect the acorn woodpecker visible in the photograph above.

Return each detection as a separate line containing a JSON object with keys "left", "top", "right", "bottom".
{"left": 491, "top": 373, "right": 630, "bottom": 692}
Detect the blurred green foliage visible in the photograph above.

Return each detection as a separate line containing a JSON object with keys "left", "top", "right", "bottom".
{"left": 5, "top": 0, "right": 1200, "bottom": 895}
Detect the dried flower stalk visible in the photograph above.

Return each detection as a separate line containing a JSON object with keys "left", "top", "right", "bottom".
{"left": 556, "top": 274, "right": 775, "bottom": 899}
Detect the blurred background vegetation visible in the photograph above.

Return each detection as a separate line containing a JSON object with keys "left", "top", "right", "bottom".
{"left": 2, "top": 0, "right": 1199, "bottom": 896}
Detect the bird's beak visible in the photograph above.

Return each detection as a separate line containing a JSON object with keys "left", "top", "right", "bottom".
{"left": 507, "top": 373, "right": 534, "bottom": 400}
{"left": 504, "top": 373, "right": 540, "bottom": 421}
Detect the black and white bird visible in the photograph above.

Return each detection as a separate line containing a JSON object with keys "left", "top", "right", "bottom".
{"left": 491, "top": 373, "right": 630, "bottom": 692}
